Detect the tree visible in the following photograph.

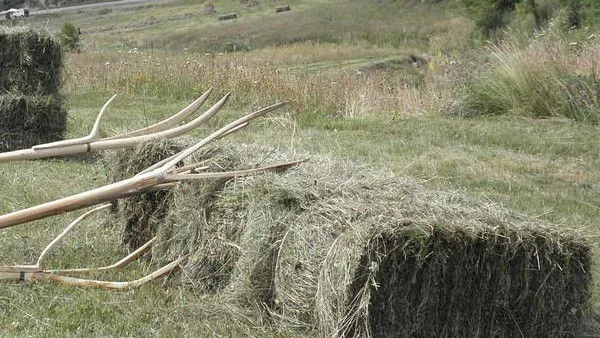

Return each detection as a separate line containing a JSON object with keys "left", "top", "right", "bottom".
{"left": 463, "top": 0, "right": 521, "bottom": 37}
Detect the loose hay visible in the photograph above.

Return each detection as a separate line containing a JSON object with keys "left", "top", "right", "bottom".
{"left": 103, "top": 139, "right": 184, "bottom": 251}
{"left": 153, "top": 146, "right": 242, "bottom": 292}
{"left": 0, "top": 27, "right": 63, "bottom": 96}
{"left": 124, "top": 143, "right": 590, "bottom": 337}
{"left": 0, "top": 95, "right": 67, "bottom": 152}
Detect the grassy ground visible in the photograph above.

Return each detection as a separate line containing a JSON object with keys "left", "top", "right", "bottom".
{"left": 1, "top": 0, "right": 599, "bottom": 336}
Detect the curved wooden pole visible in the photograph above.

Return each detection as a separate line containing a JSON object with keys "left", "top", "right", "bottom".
{"left": 166, "top": 160, "right": 305, "bottom": 181}
{"left": 33, "top": 94, "right": 118, "bottom": 150}
{"left": 160, "top": 101, "right": 288, "bottom": 172}
{"left": 0, "top": 171, "right": 160, "bottom": 229}
{"left": 106, "top": 88, "right": 213, "bottom": 140}
{"left": 36, "top": 204, "right": 112, "bottom": 266}
{"left": 0, "top": 93, "right": 227, "bottom": 163}
{"left": 46, "top": 237, "right": 156, "bottom": 274}
{"left": 29, "top": 255, "right": 188, "bottom": 290}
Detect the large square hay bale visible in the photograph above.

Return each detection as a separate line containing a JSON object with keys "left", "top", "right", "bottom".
{"left": 0, "top": 95, "right": 67, "bottom": 152}
{"left": 0, "top": 27, "right": 63, "bottom": 96}
{"left": 122, "top": 143, "right": 591, "bottom": 337}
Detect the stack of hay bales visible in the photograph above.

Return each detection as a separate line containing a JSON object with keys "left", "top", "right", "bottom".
{"left": 0, "top": 27, "right": 66, "bottom": 151}
{"left": 110, "top": 142, "right": 592, "bottom": 337}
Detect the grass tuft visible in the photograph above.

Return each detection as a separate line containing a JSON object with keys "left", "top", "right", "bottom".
{"left": 459, "top": 39, "right": 600, "bottom": 123}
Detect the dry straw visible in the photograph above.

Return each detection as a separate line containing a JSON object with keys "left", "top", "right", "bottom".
{"left": 103, "top": 139, "right": 184, "bottom": 251}
{"left": 110, "top": 141, "right": 591, "bottom": 338}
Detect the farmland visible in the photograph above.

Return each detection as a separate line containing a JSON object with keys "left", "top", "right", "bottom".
{"left": 0, "top": 0, "right": 599, "bottom": 336}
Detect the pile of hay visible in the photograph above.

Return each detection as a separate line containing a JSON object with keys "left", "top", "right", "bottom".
{"left": 0, "top": 27, "right": 63, "bottom": 96}
{"left": 113, "top": 142, "right": 591, "bottom": 337}
{"left": 0, "top": 95, "right": 67, "bottom": 152}
{"left": 0, "top": 27, "right": 65, "bottom": 151}
{"left": 103, "top": 139, "right": 185, "bottom": 251}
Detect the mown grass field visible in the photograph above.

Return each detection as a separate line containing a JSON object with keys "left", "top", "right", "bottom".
{"left": 1, "top": 0, "right": 599, "bottom": 336}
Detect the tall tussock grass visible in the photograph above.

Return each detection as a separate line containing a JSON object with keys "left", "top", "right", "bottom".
{"left": 460, "top": 37, "right": 600, "bottom": 123}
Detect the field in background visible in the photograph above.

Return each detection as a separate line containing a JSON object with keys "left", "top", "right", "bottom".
{"left": 0, "top": 0, "right": 599, "bottom": 336}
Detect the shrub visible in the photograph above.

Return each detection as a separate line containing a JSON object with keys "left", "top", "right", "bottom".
{"left": 59, "top": 22, "right": 80, "bottom": 52}
{"left": 463, "top": 0, "right": 521, "bottom": 37}
{"left": 463, "top": 0, "right": 599, "bottom": 37}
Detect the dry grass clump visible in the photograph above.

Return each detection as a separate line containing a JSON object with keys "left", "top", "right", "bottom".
{"left": 0, "top": 27, "right": 63, "bottom": 96}
{"left": 0, "top": 95, "right": 67, "bottom": 152}
{"left": 153, "top": 146, "right": 243, "bottom": 292}
{"left": 143, "top": 144, "right": 591, "bottom": 337}
{"left": 103, "top": 139, "right": 184, "bottom": 251}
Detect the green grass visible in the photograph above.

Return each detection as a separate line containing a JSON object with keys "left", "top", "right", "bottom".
{"left": 1, "top": 0, "right": 599, "bottom": 336}
{"left": 2, "top": 92, "right": 598, "bottom": 336}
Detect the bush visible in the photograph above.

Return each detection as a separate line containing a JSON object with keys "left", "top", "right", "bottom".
{"left": 463, "top": 0, "right": 521, "bottom": 37}
{"left": 59, "top": 22, "right": 80, "bottom": 52}
{"left": 463, "top": 0, "right": 599, "bottom": 37}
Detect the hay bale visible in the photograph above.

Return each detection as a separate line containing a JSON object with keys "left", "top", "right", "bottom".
{"left": 0, "top": 27, "right": 63, "bottom": 96}
{"left": 202, "top": 1, "right": 214, "bottom": 15}
{"left": 103, "top": 139, "right": 185, "bottom": 251}
{"left": 149, "top": 145, "right": 591, "bottom": 337}
{"left": 153, "top": 146, "right": 243, "bottom": 292}
{"left": 0, "top": 95, "right": 67, "bottom": 152}
{"left": 218, "top": 13, "right": 237, "bottom": 21}
{"left": 275, "top": 5, "right": 291, "bottom": 13}
{"left": 344, "top": 211, "right": 591, "bottom": 338}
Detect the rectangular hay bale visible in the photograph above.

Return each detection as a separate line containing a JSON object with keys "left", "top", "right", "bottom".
{"left": 0, "top": 27, "right": 63, "bottom": 96}
{"left": 145, "top": 147, "right": 592, "bottom": 338}
{"left": 348, "top": 225, "right": 591, "bottom": 338}
{"left": 0, "top": 95, "right": 67, "bottom": 152}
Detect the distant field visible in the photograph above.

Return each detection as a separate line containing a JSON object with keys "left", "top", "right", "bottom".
{"left": 0, "top": 0, "right": 599, "bottom": 336}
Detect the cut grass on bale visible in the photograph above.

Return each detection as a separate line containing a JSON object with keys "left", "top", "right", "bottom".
{"left": 113, "top": 142, "right": 592, "bottom": 338}
{"left": 102, "top": 139, "right": 184, "bottom": 252}
{"left": 0, "top": 27, "right": 63, "bottom": 97}
{"left": 0, "top": 95, "right": 67, "bottom": 152}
